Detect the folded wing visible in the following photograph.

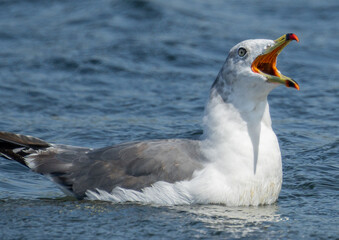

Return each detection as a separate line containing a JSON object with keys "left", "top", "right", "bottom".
{"left": 0, "top": 132, "right": 205, "bottom": 199}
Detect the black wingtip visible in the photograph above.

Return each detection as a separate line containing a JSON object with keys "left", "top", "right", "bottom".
{"left": 0, "top": 131, "right": 50, "bottom": 167}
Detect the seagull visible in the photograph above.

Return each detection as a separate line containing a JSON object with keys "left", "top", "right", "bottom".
{"left": 0, "top": 33, "right": 299, "bottom": 206}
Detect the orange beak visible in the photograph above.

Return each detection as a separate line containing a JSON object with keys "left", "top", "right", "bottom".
{"left": 251, "top": 33, "right": 300, "bottom": 90}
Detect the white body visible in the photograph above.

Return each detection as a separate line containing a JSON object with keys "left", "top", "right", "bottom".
{"left": 87, "top": 39, "right": 283, "bottom": 205}
{"left": 87, "top": 83, "right": 282, "bottom": 206}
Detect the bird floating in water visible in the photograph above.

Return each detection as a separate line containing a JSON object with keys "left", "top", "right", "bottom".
{"left": 0, "top": 33, "right": 299, "bottom": 206}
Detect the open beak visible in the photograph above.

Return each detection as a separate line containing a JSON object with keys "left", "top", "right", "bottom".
{"left": 251, "top": 33, "right": 300, "bottom": 90}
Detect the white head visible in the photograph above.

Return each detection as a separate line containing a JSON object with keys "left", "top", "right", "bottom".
{"left": 211, "top": 33, "right": 299, "bottom": 111}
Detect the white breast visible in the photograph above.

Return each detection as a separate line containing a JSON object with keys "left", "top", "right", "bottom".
{"left": 183, "top": 95, "right": 283, "bottom": 206}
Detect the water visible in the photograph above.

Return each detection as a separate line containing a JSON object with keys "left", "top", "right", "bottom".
{"left": 0, "top": 0, "right": 338, "bottom": 239}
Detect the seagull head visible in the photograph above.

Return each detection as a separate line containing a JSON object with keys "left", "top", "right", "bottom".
{"left": 212, "top": 33, "right": 299, "bottom": 106}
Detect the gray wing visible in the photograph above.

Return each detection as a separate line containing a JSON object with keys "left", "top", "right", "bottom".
{"left": 70, "top": 140, "right": 205, "bottom": 197}
{"left": 0, "top": 132, "right": 206, "bottom": 199}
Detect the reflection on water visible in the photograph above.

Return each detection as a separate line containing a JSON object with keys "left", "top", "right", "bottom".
{"left": 172, "top": 204, "right": 286, "bottom": 237}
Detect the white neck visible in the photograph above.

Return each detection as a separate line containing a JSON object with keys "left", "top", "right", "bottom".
{"left": 201, "top": 87, "right": 274, "bottom": 174}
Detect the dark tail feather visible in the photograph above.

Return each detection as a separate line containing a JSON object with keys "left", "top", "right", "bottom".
{"left": 0, "top": 131, "right": 50, "bottom": 166}
{"left": 0, "top": 131, "right": 87, "bottom": 199}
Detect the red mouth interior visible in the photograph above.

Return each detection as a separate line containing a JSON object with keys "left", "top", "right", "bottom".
{"left": 251, "top": 45, "right": 283, "bottom": 77}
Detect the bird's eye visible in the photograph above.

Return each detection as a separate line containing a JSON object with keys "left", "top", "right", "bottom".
{"left": 238, "top": 48, "right": 247, "bottom": 57}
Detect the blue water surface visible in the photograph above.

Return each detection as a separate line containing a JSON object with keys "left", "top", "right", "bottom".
{"left": 0, "top": 0, "right": 338, "bottom": 239}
